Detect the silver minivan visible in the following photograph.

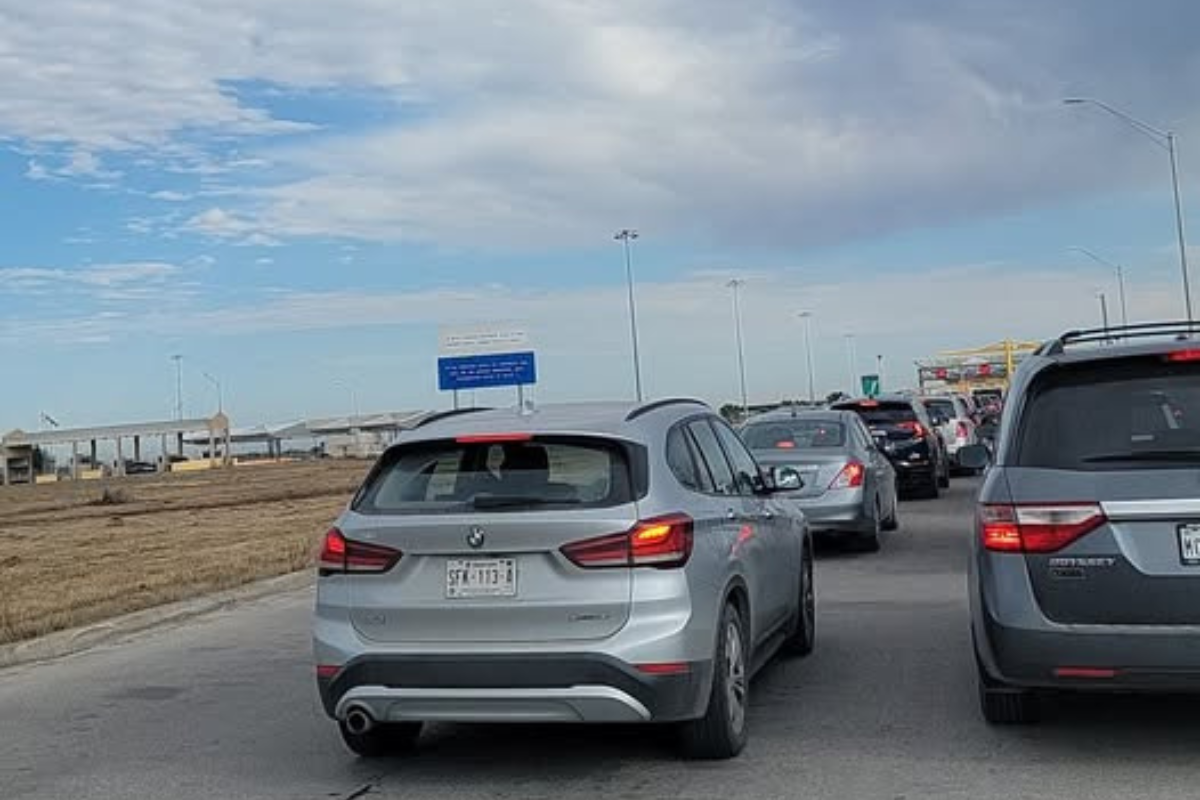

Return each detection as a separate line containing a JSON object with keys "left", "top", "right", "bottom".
{"left": 965, "top": 322, "right": 1200, "bottom": 723}
{"left": 314, "top": 400, "right": 814, "bottom": 759}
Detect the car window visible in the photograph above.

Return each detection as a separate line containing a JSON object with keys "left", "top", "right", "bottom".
{"left": 356, "top": 437, "right": 634, "bottom": 513}
{"left": 666, "top": 426, "right": 706, "bottom": 493}
{"left": 742, "top": 420, "right": 846, "bottom": 450}
{"left": 923, "top": 399, "right": 956, "bottom": 420}
{"left": 1016, "top": 358, "right": 1200, "bottom": 470}
{"left": 687, "top": 420, "right": 739, "bottom": 495}
{"left": 711, "top": 420, "right": 763, "bottom": 496}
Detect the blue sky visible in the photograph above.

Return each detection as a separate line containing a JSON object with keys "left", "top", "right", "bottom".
{"left": 3, "top": 0, "right": 1199, "bottom": 430}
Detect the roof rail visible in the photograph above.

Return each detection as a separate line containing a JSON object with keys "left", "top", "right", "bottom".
{"left": 624, "top": 397, "right": 708, "bottom": 422}
{"left": 1037, "top": 320, "right": 1199, "bottom": 356}
{"left": 412, "top": 407, "right": 494, "bottom": 429}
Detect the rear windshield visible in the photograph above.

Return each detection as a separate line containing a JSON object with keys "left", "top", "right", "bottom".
{"left": 354, "top": 437, "right": 638, "bottom": 514}
{"left": 922, "top": 399, "right": 956, "bottom": 419}
{"left": 1016, "top": 358, "right": 1200, "bottom": 470}
{"left": 742, "top": 420, "right": 846, "bottom": 450}
{"left": 836, "top": 402, "right": 917, "bottom": 427}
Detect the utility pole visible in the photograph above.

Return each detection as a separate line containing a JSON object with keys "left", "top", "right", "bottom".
{"left": 170, "top": 354, "right": 184, "bottom": 420}
{"left": 613, "top": 229, "right": 644, "bottom": 402}
{"left": 727, "top": 279, "right": 749, "bottom": 418}
{"left": 798, "top": 312, "right": 816, "bottom": 403}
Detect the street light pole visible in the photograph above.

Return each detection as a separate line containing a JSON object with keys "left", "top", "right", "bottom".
{"left": 1068, "top": 247, "right": 1129, "bottom": 326}
{"left": 614, "top": 229, "right": 644, "bottom": 402}
{"left": 1098, "top": 291, "right": 1111, "bottom": 340}
{"left": 798, "top": 311, "right": 816, "bottom": 403}
{"left": 170, "top": 354, "right": 184, "bottom": 420}
{"left": 843, "top": 333, "right": 857, "bottom": 394}
{"left": 1064, "top": 98, "right": 1194, "bottom": 322}
{"left": 727, "top": 279, "right": 750, "bottom": 418}
{"left": 202, "top": 372, "right": 224, "bottom": 414}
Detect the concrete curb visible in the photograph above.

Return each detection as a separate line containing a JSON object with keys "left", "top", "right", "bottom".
{"left": 0, "top": 570, "right": 315, "bottom": 670}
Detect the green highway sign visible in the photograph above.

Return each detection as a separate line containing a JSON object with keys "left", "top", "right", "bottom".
{"left": 861, "top": 374, "right": 880, "bottom": 397}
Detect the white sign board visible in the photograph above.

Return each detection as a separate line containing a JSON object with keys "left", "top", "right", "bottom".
{"left": 438, "top": 323, "right": 531, "bottom": 357}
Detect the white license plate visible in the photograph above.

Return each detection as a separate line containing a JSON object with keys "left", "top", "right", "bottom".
{"left": 446, "top": 558, "right": 517, "bottom": 599}
{"left": 1179, "top": 524, "right": 1200, "bottom": 566}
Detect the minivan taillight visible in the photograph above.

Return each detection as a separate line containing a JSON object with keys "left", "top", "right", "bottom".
{"left": 561, "top": 514, "right": 695, "bottom": 570}
{"left": 956, "top": 421, "right": 970, "bottom": 440}
{"left": 318, "top": 528, "right": 403, "bottom": 575}
{"left": 980, "top": 503, "right": 1106, "bottom": 553}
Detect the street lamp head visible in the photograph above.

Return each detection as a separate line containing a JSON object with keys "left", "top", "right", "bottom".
{"left": 613, "top": 229, "right": 639, "bottom": 241}
{"left": 1063, "top": 98, "right": 1087, "bottom": 106}
{"left": 797, "top": 311, "right": 813, "bottom": 319}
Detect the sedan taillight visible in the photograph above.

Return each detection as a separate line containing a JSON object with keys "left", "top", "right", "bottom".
{"left": 561, "top": 514, "right": 695, "bottom": 570}
{"left": 828, "top": 461, "right": 866, "bottom": 490}
{"left": 319, "top": 528, "right": 403, "bottom": 575}
{"left": 980, "top": 503, "right": 1106, "bottom": 553}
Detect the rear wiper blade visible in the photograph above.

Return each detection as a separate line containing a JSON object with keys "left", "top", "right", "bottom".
{"left": 1082, "top": 449, "right": 1200, "bottom": 463}
{"left": 470, "top": 495, "right": 582, "bottom": 509}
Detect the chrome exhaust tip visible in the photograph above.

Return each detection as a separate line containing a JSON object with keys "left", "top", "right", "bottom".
{"left": 344, "top": 706, "right": 375, "bottom": 736}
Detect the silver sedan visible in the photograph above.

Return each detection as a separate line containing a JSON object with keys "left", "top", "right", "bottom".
{"left": 741, "top": 409, "right": 899, "bottom": 551}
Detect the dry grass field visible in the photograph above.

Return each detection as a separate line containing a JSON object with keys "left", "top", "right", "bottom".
{"left": 0, "top": 460, "right": 371, "bottom": 645}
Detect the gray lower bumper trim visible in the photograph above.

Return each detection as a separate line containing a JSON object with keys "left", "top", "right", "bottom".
{"left": 335, "top": 685, "right": 652, "bottom": 723}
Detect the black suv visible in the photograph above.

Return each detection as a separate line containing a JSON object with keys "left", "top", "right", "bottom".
{"left": 832, "top": 395, "right": 949, "bottom": 499}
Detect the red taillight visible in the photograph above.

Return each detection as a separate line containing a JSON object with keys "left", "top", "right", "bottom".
{"left": 636, "top": 662, "right": 691, "bottom": 675}
{"left": 897, "top": 420, "right": 927, "bottom": 438}
{"left": 956, "top": 421, "right": 970, "bottom": 439}
{"left": 1166, "top": 349, "right": 1200, "bottom": 363}
{"left": 561, "top": 513, "right": 695, "bottom": 570}
{"left": 316, "top": 665, "right": 340, "bottom": 679}
{"left": 775, "top": 440, "right": 796, "bottom": 449}
{"left": 1054, "top": 666, "right": 1119, "bottom": 679}
{"left": 319, "top": 528, "right": 403, "bottom": 575}
{"left": 980, "top": 503, "right": 1106, "bottom": 553}
{"left": 455, "top": 433, "right": 533, "bottom": 444}
{"left": 829, "top": 460, "right": 866, "bottom": 490}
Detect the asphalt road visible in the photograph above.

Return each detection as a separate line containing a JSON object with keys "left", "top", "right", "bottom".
{"left": 4, "top": 478, "right": 1200, "bottom": 800}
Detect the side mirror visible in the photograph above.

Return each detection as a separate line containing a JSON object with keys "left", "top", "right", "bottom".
{"left": 957, "top": 443, "right": 991, "bottom": 470}
{"left": 770, "top": 466, "right": 804, "bottom": 492}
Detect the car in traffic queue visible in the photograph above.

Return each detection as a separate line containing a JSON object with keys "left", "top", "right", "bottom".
{"left": 962, "top": 322, "right": 1200, "bottom": 724}
{"left": 314, "top": 400, "right": 815, "bottom": 760}
{"left": 740, "top": 408, "right": 899, "bottom": 551}
{"left": 919, "top": 395, "right": 980, "bottom": 475}
{"left": 832, "top": 395, "right": 950, "bottom": 499}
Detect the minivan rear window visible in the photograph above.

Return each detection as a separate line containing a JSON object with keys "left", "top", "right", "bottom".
{"left": 837, "top": 402, "right": 917, "bottom": 427}
{"left": 354, "top": 437, "right": 640, "bottom": 514}
{"left": 1016, "top": 358, "right": 1200, "bottom": 470}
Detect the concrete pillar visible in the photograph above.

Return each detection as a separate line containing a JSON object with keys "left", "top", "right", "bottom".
{"left": 176, "top": 432, "right": 185, "bottom": 458}
{"left": 90, "top": 439, "right": 98, "bottom": 466}
{"left": 223, "top": 428, "right": 232, "bottom": 466}
{"left": 160, "top": 434, "right": 169, "bottom": 472}
{"left": 133, "top": 435, "right": 141, "bottom": 462}
{"left": 71, "top": 441, "right": 80, "bottom": 480}
{"left": 115, "top": 438, "right": 125, "bottom": 477}
{"left": 1, "top": 454, "right": 9, "bottom": 486}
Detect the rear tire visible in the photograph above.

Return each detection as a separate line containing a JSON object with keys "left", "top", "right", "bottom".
{"left": 784, "top": 544, "right": 816, "bottom": 657}
{"left": 680, "top": 603, "right": 749, "bottom": 759}
{"left": 937, "top": 460, "right": 951, "bottom": 489}
{"left": 339, "top": 721, "right": 423, "bottom": 758}
{"left": 881, "top": 497, "right": 899, "bottom": 531}
{"left": 977, "top": 665, "right": 1038, "bottom": 725}
{"left": 855, "top": 503, "right": 881, "bottom": 552}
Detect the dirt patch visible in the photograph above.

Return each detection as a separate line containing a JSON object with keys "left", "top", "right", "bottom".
{"left": 0, "top": 460, "right": 371, "bottom": 645}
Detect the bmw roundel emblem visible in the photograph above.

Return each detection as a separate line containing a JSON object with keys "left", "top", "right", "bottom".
{"left": 467, "top": 527, "right": 486, "bottom": 549}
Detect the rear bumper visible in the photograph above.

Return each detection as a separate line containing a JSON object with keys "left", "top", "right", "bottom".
{"left": 317, "top": 654, "right": 713, "bottom": 723}
{"left": 794, "top": 492, "right": 870, "bottom": 533}
{"left": 975, "top": 556, "right": 1200, "bottom": 691}
{"left": 894, "top": 462, "right": 936, "bottom": 492}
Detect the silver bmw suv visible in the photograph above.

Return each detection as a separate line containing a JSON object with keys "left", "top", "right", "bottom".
{"left": 314, "top": 399, "right": 814, "bottom": 759}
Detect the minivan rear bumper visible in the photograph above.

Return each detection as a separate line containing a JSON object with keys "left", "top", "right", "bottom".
{"left": 975, "top": 562, "right": 1200, "bottom": 690}
{"left": 317, "top": 654, "right": 713, "bottom": 723}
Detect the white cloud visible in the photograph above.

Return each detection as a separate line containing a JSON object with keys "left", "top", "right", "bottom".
{"left": 2, "top": 262, "right": 1185, "bottom": 398}
{"left": 254, "top": 256, "right": 274, "bottom": 265}
{"left": 0, "top": 262, "right": 181, "bottom": 294}
{"left": 150, "top": 189, "right": 190, "bottom": 202}
{"left": 3, "top": 2, "right": 1200, "bottom": 250}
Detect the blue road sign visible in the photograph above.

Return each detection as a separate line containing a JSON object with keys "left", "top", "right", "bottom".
{"left": 438, "top": 351, "right": 537, "bottom": 392}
